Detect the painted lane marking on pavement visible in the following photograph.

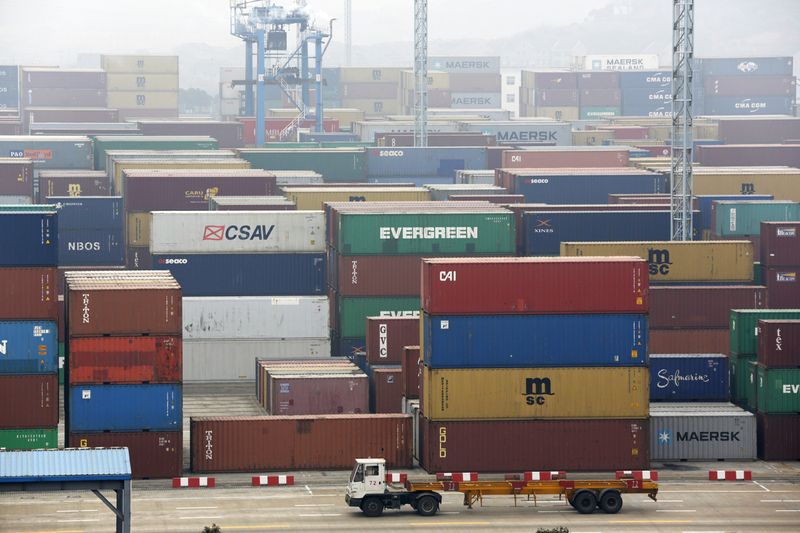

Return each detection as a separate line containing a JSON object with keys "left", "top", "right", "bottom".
{"left": 409, "top": 521, "right": 490, "bottom": 526}
{"left": 178, "top": 516, "right": 223, "bottom": 520}
{"left": 215, "top": 526, "right": 289, "bottom": 530}
{"left": 762, "top": 499, "right": 800, "bottom": 503}
{"left": 775, "top": 509, "right": 800, "bottom": 512}
{"left": 754, "top": 481, "right": 771, "bottom": 492}
{"left": 293, "top": 503, "right": 334, "bottom": 507}
{"left": 55, "top": 509, "right": 99, "bottom": 513}
{"left": 609, "top": 520, "right": 692, "bottom": 524}
{"left": 176, "top": 506, "right": 218, "bottom": 510}
{"left": 304, "top": 485, "right": 313, "bottom": 495}
{"left": 656, "top": 509, "right": 697, "bottom": 513}
{"left": 297, "top": 513, "right": 341, "bottom": 517}
{"left": 56, "top": 519, "right": 100, "bottom": 523}
{"left": 640, "top": 499, "right": 684, "bottom": 503}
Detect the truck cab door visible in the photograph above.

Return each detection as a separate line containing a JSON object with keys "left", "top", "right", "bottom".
{"left": 364, "top": 463, "right": 386, "bottom": 493}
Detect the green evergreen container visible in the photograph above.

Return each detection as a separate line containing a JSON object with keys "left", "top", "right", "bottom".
{"left": 337, "top": 296, "right": 419, "bottom": 339}
{"left": 730, "top": 309, "right": 800, "bottom": 355}
{"left": 745, "top": 360, "right": 759, "bottom": 410}
{"left": 757, "top": 366, "right": 800, "bottom": 413}
{"left": 238, "top": 147, "right": 368, "bottom": 182}
{"left": 580, "top": 107, "right": 620, "bottom": 120}
{"left": 92, "top": 135, "right": 219, "bottom": 170}
{"left": 713, "top": 201, "right": 800, "bottom": 237}
{"left": 753, "top": 262, "right": 763, "bottom": 285}
{"left": 0, "top": 428, "right": 58, "bottom": 450}
{"left": 336, "top": 212, "right": 515, "bottom": 256}
{"left": 730, "top": 354, "right": 756, "bottom": 405}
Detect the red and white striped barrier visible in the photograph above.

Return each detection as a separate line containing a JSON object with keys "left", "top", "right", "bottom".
{"left": 616, "top": 470, "right": 658, "bottom": 481}
{"left": 709, "top": 470, "right": 751, "bottom": 481}
{"left": 524, "top": 471, "right": 566, "bottom": 481}
{"left": 385, "top": 472, "right": 407, "bottom": 484}
{"left": 252, "top": 475, "right": 294, "bottom": 487}
{"left": 436, "top": 472, "right": 478, "bottom": 482}
{"left": 172, "top": 477, "right": 215, "bottom": 488}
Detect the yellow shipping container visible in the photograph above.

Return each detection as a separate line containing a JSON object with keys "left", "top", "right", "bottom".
{"left": 282, "top": 187, "right": 431, "bottom": 210}
{"left": 106, "top": 73, "right": 179, "bottom": 92}
{"left": 113, "top": 159, "right": 251, "bottom": 196}
{"left": 422, "top": 367, "right": 649, "bottom": 421}
{"left": 126, "top": 212, "right": 150, "bottom": 247}
{"left": 572, "top": 129, "right": 615, "bottom": 146}
{"left": 106, "top": 91, "right": 179, "bottom": 109}
{"left": 561, "top": 241, "right": 753, "bottom": 283}
{"left": 402, "top": 70, "right": 450, "bottom": 91}
{"left": 693, "top": 170, "right": 800, "bottom": 202}
{"left": 340, "top": 67, "right": 405, "bottom": 84}
{"left": 340, "top": 99, "right": 401, "bottom": 116}
{"left": 101, "top": 55, "right": 179, "bottom": 74}
{"left": 534, "top": 106, "right": 580, "bottom": 121}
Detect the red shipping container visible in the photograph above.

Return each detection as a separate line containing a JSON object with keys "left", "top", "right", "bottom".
{"left": 419, "top": 417, "right": 649, "bottom": 473}
{"left": 761, "top": 222, "right": 800, "bottom": 267}
{"left": 366, "top": 317, "right": 420, "bottom": 365}
{"left": 267, "top": 374, "right": 368, "bottom": 415}
{"left": 577, "top": 72, "right": 620, "bottom": 90}
{"left": 535, "top": 89, "right": 579, "bottom": 107}
{"left": 0, "top": 374, "right": 58, "bottom": 428}
{"left": 757, "top": 413, "right": 800, "bottom": 460}
{"left": 422, "top": 257, "right": 648, "bottom": 315}
{"left": 69, "top": 431, "right": 182, "bottom": 479}
{"left": 758, "top": 320, "right": 800, "bottom": 368}
{"left": 597, "top": 126, "right": 649, "bottom": 140}
{"left": 764, "top": 267, "right": 800, "bottom": 309}
{"left": 238, "top": 117, "right": 339, "bottom": 145}
{"left": 370, "top": 366, "right": 404, "bottom": 414}
{"left": 649, "top": 286, "right": 766, "bottom": 329}
{"left": 402, "top": 346, "right": 421, "bottom": 399}
{"left": 190, "top": 415, "right": 412, "bottom": 472}
{"left": 0, "top": 158, "right": 34, "bottom": 196}
{"left": 501, "top": 148, "right": 630, "bottom": 169}
{"left": 717, "top": 117, "right": 800, "bottom": 144}
{"left": 695, "top": 144, "right": 800, "bottom": 167}
{"left": 24, "top": 107, "right": 119, "bottom": 125}
{"left": 68, "top": 336, "right": 182, "bottom": 384}
{"left": 22, "top": 69, "right": 107, "bottom": 89}
{"left": 136, "top": 120, "right": 244, "bottom": 149}
{"left": 24, "top": 89, "right": 106, "bottom": 108}
{"left": 0, "top": 267, "right": 58, "bottom": 320}
{"left": 334, "top": 254, "right": 427, "bottom": 297}
{"left": 649, "top": 329, "right": 730, "bottom": 354}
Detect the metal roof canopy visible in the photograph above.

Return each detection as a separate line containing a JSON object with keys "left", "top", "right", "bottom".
{"left": 0, "top": 448, "right": 132, "bottom": 533}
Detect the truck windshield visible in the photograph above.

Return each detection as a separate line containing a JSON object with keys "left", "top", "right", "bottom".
{"left": 351, "top": 464, "right": 364, "bottom": 483}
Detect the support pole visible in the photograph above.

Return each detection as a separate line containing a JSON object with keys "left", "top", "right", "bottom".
{"left": 670, "top": 0, "right": 694, "bottom": 240}
{"left": 413, "top": 0, "right": 428, "bottom": 147}
{"left": 301, "top": 37, "right": 310, "bottom": 110}
{"left": 315, "top": 37, "right": 323, "bottom": 132}
{"left": 245, "top": 39, "right": 254, "bottom": 116}
{"left": 256, "top": 29, "right": 266, "bottom": 146}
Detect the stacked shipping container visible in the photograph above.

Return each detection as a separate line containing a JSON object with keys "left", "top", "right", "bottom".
{"left": 101, "top": 55, "right": 179, "bottom": 120}
{"left": 0, "top": 157, "right": 34, "bottom": 204}
{"left": 760, "top": 222, "right": 800, "bottom": 308}
{"left": 47, "top": 196, "right": 125, "bottom": 266}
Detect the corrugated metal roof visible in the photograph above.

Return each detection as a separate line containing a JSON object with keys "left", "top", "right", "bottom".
{"left": 0, "top": 448, "right": 131, "bottom": 483}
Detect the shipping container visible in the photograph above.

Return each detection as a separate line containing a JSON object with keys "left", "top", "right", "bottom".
{"left": 25, "top": 88, "right": 107, "bottom": 108}
{"left": 500, "top": 146, "right": 629, "bottom": 169}
{"left": 758, "top": 320, "right": 800, "bottom": 368}
{"left": 68, "top": 431, "right": 182, "bottom": 479}
{"left": 424, "top": 185, "right": 505, "bottom": 201}
{"left": 92, "top": 136, "right": 219, "bottom": 171}
{"left": 106, "top": 91, "right": 178, "bottom": 110}
{"left": 49, "top": 196, "right": 122, "bottom": 230}
{"left": 650, "top": 404, "right": 756, "bottom": 460}
{"left": 256, "top": 359, "right": 361, "bottom": 408}
{"left": 761, "top": 221, "right": 800, "bottom": 267}
{"left": 0, "top": 158, "right": 33, "bottom": 196}
{"left": 698, "top": 56, "right": 793, "bottom": 76}
{"left": 331, "top": 254, "right": 431, "bottom": 297}
{"left": 505, "top": 168, "right": 667, "bottom": 204}
{"left": 67, "top": 384, "right": 181, "bottom": 432}
{"left": 419, "top": 417, "right": 649, "bottom": 473}
{"left": 422, "top": 257, "right": 647, "bottom": 315}
{"left": 366, "top": 317, "right": 420, "bottom": 365}
{"left": 58, "top": 228, "right": 125, "bottom": 266}
{"left": 717, "top": 117, "right": 800, "bottom": 144}
{"left": 68, "top": 336, "right": 181, "bottom": 384}
{"left": 101, "top": 55, "right": 179, "bottom": 73}
{"left": 696, "top": 195, "right": 774, "bottom": 232}
{"left": 0, "top": 374, "right": 58, "bottom": 428}
{"left": 448, "top": 194, "right": 525, "bottom": 203}
{"left": 0, "top": 136, "right": 93, "bottom": 170}
{"left": 282, "top": 187, "right": 430, "bottom": 210}
{"left": 0, "top": 267, "right": 58, "bottom": 319}
{"left": 106, "top": 73, "right": 178, "bottom": 91}
{"left": 580, "top": 107, "right": 621, "bottom": 120}
{"left": 579, "top": 89, "right": 622, "bottom": 106}
{"left": 0, "top": 320, "right": 57, "bottom": 374}
{"left": 712, "top": 201, "right": 800, "bottom": 237}
{"left": 0, "top": 210, "right": 58, "bottom": 266}
{"left": 695, "top": 145, "right": 800, "bottom": 168}
{"left": 619, "top": 71, "right": 672, "bottom": 88}
{"left": 704, "top": 96, "right": 793, "bottom": 116}
{"left": 366, "top": 147, "right": 487, "bottom": 178}
{"left": 0, "top": 428, "right": 57, "bottom": 450}
{"left": 336, "top": 296, "right": 420, "bottom": 339}
{"left": 704, "top": 75, "right": 795, "bottom": 97}
{"left": 422, "top": 367, "right": 648, "bottom": 420}
{"left": 238, "top": 148, "right": 367, "bottom": 182}
{"left": 756, "top": 366, "right": 800, "bottom": 413}
{"left": 371, "top": 366, "right": 404, "bottom": 413}
{"left": 152, "top": 253, "right": 325, "bottom": 297}
{"left": 649, "top": 354, "right": 729, "bottom": 401}
{"left": 21, "top": 68, "right": 106, "bottom": 89}
{"left": 577, "top": 71, "right": 620, "bottom": 90}
{"left": 37, "top": 170, "right": 110, "bottom": 201}
{"left": 24, "top": 107, "right": 120, "bottom": 125}
{"left": 690, "top": 167, "right": 800, "bottom": 202}
{"left": 136, "top": 120, "right": 243, "bottom": 149}
{"left": 764, "top": 267, "right": 800, "bottom": 309}
{"left": 267, "top": 374, "right": 368, "bottom": 415}
{"left": 730, "top": 309, "right": 800, "bottom": 355}
{"left": 456, "top": 121, "right": 572, "bottom": 147}
{"left": 209, "top": 196, "right": 296, "bottom": 211}
{"left": 648, "top": 329, "right": 730, "bottom": 355}
{"left": 757, "top": 413, "right": 800, "bottom": 460}
{"left": 534, "top": 89, "right": 579, "bottom": 107}
{"left": 112, "top": 159, "right": 252, "bottom": 196}
{"left": 0, "top": 65, "right": 20, "bottom": 110}
{"left": 730, "top": 354, "right": 756, "bottom": 405}
{"left": 403, "top": 346, "right": 421, "bottom": 399}
{"left": 650, "top": 286, "right": 765, "bottom": 329}
{"left": 190, "top": 414, "right": 412, "bottom": 472}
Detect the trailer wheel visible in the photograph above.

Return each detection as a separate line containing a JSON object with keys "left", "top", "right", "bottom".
{"left": 416, "top": 495, "right": 439, "bottom": 516}
{"left": 599, "top": 490, "right": 623, "bottom": 514}
{"left": 361, "top": 497, "right": 384, "bottom": 517}
{"left": 571, "top": 490, "right": 598, "bottom": 514}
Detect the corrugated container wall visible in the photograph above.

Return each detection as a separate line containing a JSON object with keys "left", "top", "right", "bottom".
{"left": 758, "top": 320, "right": 800, "bottom": 368}
{"left": 67, "top": 384, "right": 182, "bottom": 432}
{"left": 650, "top": 405, "right": 756, "bottom": 460}
{"left": 730, "top": 310, "right": 800, "bottom": 355}
{"left": 68, "top": 431, "right": 182, "bottom": 479}
{"left": 649, "top": 354, "right": 729, "bottom": 401}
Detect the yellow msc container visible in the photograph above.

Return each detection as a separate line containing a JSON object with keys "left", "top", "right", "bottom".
{"left": 113, "top": 159, "right": 251, "bottom": 195}
{"left": 126, "top": 212, "right": 150, "bottom": 247}
{"left": 101, "top": 55, "right": 179, "bottom": 74}
{"left": 560, "top": 241, "right": 754, "bottom": 283}
{"left": 422, "top": 367, "right": 649, "bottom": 421}
{"left": 106, "top": 91, "right": 179, "bottom": 109}
{"left": 282, "top": 187, "right": 431, "bottom": 210}
{"left": 340, "top": 67, "right": 405, "bottom": 84}
{"left": 106, "top": 73, "right": 179, "bottom": 91}
{"left": 692, "top": 168, "right": 800, "bottom": 202}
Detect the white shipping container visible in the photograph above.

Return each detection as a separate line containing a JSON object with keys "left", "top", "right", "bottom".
{"left": 451, "top": 92, "right": 503, "bottom": 109}
{"left": 183, "top": 296, "right": 329, "bottom": 340}
{"left": 150, "top": 210, "right": 325, "bottom": 254}
{"left": 425, "top": 184, "right": 506, "bottom": 201}
{"left": 455, "top": 170, "right": 495, "bottom": 185}
{"left": 352, "top": 120, "right": 458, "bottom": 143}
{"left": 184, "top": 338, "right": 331, "bottom": 381}
{"left": 456, "top": 120, "right": 572, "bottom": 146}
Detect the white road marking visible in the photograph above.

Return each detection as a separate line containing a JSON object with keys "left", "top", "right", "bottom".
{"left": 176, "top": 506, "right": 218, "bottom": 510}
{"left": 656, "top": 509, "right": 697, "bottom": 513}
{"left": 439, "top": 511, "right": 461, "bottom": 515}
{"left": 761, "top": 499, "right": 784, "bottom": 502}
{"left": 57, "top": 519, "right": 100, "bottom": 523}
{"left": 641, "top": 499, "right": 684, "bottom": 503}
{"left": 754, "top": 481, "right": 771, "bottom": 492}
{"left": 294, "top": 504, "right": 335, "bottom": 507}
{"left": 304, "top": 484, "right": 313, "bottom": 495}
{"left": 178, "top": 516, "right": 223, "bottom": 520}
{"left": 538, "top": 510, "right": 571, "bottom": 513}
{"left": 775, "top": 509, "right": 800, "bottom": 512}
{"left": 297, "top": 513, "right": 341, "bottom": 517}
{"left": 56, "top": 509, "right": 99, "bottom": 513}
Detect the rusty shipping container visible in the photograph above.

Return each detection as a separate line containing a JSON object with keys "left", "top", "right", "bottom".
{"left": 501, "top": 147, "right": 630, "bottom": 169}
{"left": 267, "top": 374, "right": 369, "bottom": 416}
{"left": 649, "top": 286, "right": 766, "bottom": 329}
{"left": 68, "top": 336, "right": 182, "bottom": 384}
{"left": 332, "top": 254, "right": 430, "bottom": 297}
{"left": 371, "top": 366, "right": 404, "bottom": 414}
{"left": 0, "top": 267, "right": 58, "bottom": 319}
{"left": 757, "top": 413, "right": 800, "bottom": 460}
{"left": 758, "top": 320, "right": 800, "bottom": 368}
{"left": 190, "top": 415, "right": 412, "bottom": 472}
{"left": 403, "top": 346, "right": 421, "bottom": 399}
{"left": 366, "top": 317, "right": 420, "bottom": 365}
{"left": 68, "top": 431, "right": 182, "bottom": 479}
{"left": 761, "top": 222, "right": 800, "bottom": 267}
{"left": 649, "top": 329, "right": 730, "bottom": 354}
{"left": 0, "top": 374, "right": 58, "bottom": 428}
{"left": 419, "top": 417, "right": 649, "bottom": 473}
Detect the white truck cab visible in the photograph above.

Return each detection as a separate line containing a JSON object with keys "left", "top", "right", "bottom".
{"left": 345, "top": 458, "right": 441, "bottom": 517}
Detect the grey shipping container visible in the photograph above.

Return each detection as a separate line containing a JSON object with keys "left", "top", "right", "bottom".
{"left": 457, "top": 121, "right": 572, "bottom": 146}
{"left": 0, "top": 136, "right": 93, "bottom": 170}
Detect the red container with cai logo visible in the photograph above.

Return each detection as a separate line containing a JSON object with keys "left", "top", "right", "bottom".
{"left": 366, "top": 317, "right": 420, "bottom": 365}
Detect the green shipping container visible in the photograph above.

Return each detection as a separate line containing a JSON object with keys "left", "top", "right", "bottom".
{"left": 730, "top": 354, "right": 756, "bottom": 406}
{"left": 757, "top": 366, "right": 800, "bottom": 413}
{"left": 238, "top": 148, "right": 368, "bottom": 182}
{"left": 0, "top": 428, "right": 58, "bottom": 450}
{"left": 92, "top": 135, "right": 220, "bottom": 170}
{"left": 580, "top": 107, "right": 620, "bottom": 120}
{"left": 337, "top": 212, "right": 516, "bottom": 256}
{"left": 713, "top": 201, "right": 800, "bottom": 237}
{"left": 337, "top": 296, "right": 419, "bottom": 339}
{"left": 730, "top": 309, "right": 800, "bottom": 355}
{"left": 745, "top": 360, "right": 759, "bottom": 410}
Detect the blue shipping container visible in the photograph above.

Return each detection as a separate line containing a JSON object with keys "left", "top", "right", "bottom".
{"left": 619, "top": 70, "right": 672, "bottom": 89}
{"left": 68, "top": 384, "right": 182, "bottom": 432}
{"left": 151, "top": 253, "right": 325, "bottom": 296}
{"left": 0, "top": 65, "right": 20, "bottom": 109}
{"left": 649, "top": 354, "right": 729, "bottom": 401}
{"left": 335, "top": 336, "right": 366, "bottom": 358}
{"left": 366, "top": 147, "right": 487, "bottom": 178}
{"left": 621, "top": 88, "right": 673, "bottom": 107}
{"left": 704, "top": 96, "right": 794, "bottom": 116}
{"left": 0, "top": 136, "right": 93, "bottom": 170}
{"left": 0, "top": 320, "right": 57, "bottom": 374}
{"left": 47, "top": 196, "right": 123, "bottom": 230}
{"left": 514, "top": 172, "right": 668, "bottom": 204}
{"left": 424, "top": 314, "right": 648, "bottom": 368}
{"left": 0, "top": 211, "right": 58, "bottom": 266}
{"left": 696, "top": 194, "right": 774, "bottom": 232}
{"left": 620, "top": 106, "right": 671, "bottom": 118}
{"left": 698, "top": 57, "right": 793, "bottom": 76}
{"left": 58, "top": 228, "right": 125, "bottom": 266}
{"left": 523, "top": 210, "right": 680, "bottom": 256}
{"left": 367, "top": 176, "right": 456, "bottom": 186}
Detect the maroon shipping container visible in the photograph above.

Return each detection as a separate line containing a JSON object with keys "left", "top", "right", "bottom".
{"left": 0, "top": 158, "right": 33, "bottom": 196}
{"left": 374, "top": 132, "right": 495, "bottom": 147}
{"left": 422, "top": 257, "right": 648, "bottom": 315}
{"left": 419, "top": 417, "right": 649, "bottom": 473}
{"left": 69, "top": 336, "right": 182, "bottom": 384}
{"left": 68, "top": 431, "right": 182, "bottom": 479}
{"left": 649, "top": 329, "right": 729, "bottom": 354}
{"left": 22, "top": 69, "right": 106, "bottom": 90}
{"left": 370, "top": 366, "right": 404, "bottom": 414}
{"left": 123, "top": 170, "right": 277, "bottom": 211}
{"left": 609, "top": 194, "right": 672, "bottom": 205}
{"left": 189, "top": 415, "right": 412, "bottom": 472}
{"left": 704, "top": 76, "right": 795, "bottom": 97}
{"left": 37, "top": 171, "right": 110, "bottom": 201}
{"left": 119, "top": 109, "right": 179, "bottom": 120}
{"left": 534, "top": 89, "right": 579, "bottom": 107}
{"left": 761, "top": 222, "right": 800, "bottom": 267}
{"left": 448, "top": 194, "right": 525, "bottom": 204}
{"left": 0, "top": 121, "right": 23, "bottom": 135}
{"left": 0, "top": 267, "right": 58, "bottom": 320}
{"left": 334, "top": 254, "right": 428, "bottom": 297}
{"left": 24, "top": 89, "right": 107, "bottom": 108}
{"left": 529, "top": 72, "right": 578, "bottom": 90}
{"left": 579, "top": 89, "right": 622, "bottom": 106}
{"left": 757, "top": 413, "right": 800, "bottom": 460}
{"left": 695, "top": 144, "right": 800, "bottom": 167}
{"left": 764, "top": 266, "right": 800, "bottom": 309}
{"left": 57, "top": 266, "right": 126, "bottom": 341}
{"left": 366, "top": 317, "right": 420, "bottom": 365}
{"left": 597, "top": 126, "right": 649, "bottom": 140}
{"left": 0, "top": 374, "right": 58, "bottom": 428}
{"left": 649, "top": 286, "right": 766, "bottom": 329}
{"left": 448, "top": 73, "right": 500, "bottom": 93}
{"left": 402, "top": 346, "right": 421, "bottom": 399}
{"left": 24, "top": 107, "right": 119, "bottom": 125}
{"left": 267, "top": 374, "right": 368, "bottom": 415}
{"left": 500, "top": 148, "right": 629, "bottom": 169}
{"left": 136, "top": 121, "right": 244, "bottom": 149}
{"left": 758, "top": 320, "right": 800, "bottom": 368}
{"left": 718, "top": 118, "right": 800, "bottom": 144}
{"left": 577, "top": 72, "right": 620, "bottom": 90}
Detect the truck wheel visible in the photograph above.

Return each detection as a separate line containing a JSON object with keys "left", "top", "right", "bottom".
{"left": 361, "top": 497, "right": 384, "bottom": 517}
{"left": 571, "top": 490, "right": 598, "bottom": 514}
{"left": 416, "top": 495, "right": 439, "bottom": 516}
{"left": 599, "top": 490, "right": 623, "bottom": 514}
